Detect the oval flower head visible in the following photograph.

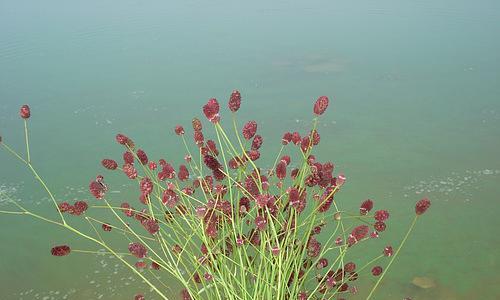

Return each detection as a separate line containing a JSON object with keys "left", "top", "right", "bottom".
{"left": 415, "top": 197, "right": 431, "bottom": 215}
{"left": 203, "top": 98, "right": 220, "bottom": 123}
{"left": 228, "top": 90, "right": 241, "bottom": 112}
{"left": 313, "top": 96, "right": 329, "bottom": 115}
{"left": 128, "top": 242, "right": 148, "bottom": 258}
{"left": 51, "top": 245, "right": 71, "bottom": 256}
{"left": 242, "top": 121, "right": 257, "bottom": 140}
{"left": 20, "top": 104, "right": 31, "bottom": 119}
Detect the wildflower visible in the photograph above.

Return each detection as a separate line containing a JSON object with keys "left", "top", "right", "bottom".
{"left": 344, "top": 262, "right": 356, "bottom": 272}
{"left": 313, "top": 96, "right": 329, "bottom": 115}
{"left": 348, "top": 225, "right": 369, "bottom": 246}
{"left": 360, "top": 199, "right": 373, "bottom": 215}
{"left": 255, "top": 215, "right": 267, "bottom": 230}
{"left": 310, "top": 129, "right": 320, "bottom": 145}
{"left": 300, "top": 136, "right": 311, "bottom": 153}
{"left": 335, "top": 173, "right": 346, "bottom": 186}
{"left": 139, "top": 177, "right": 153, "bottom": 196}
{"left": 251, "top": 135, "right": 263, "bottom": 150}
{"left": 150, "top": 261, "right": 160, "bottom": 270}
{"left": 180, "top": 289, "right": 192, "bottom": 300}
{"left": 142, "top": 219, "right": 159, "bottom": 235}
{"left": 298, "top": 291, "right": 308, "bottom": 300}
{"left": 416, "top": 198, "right": 431, "bottom": 215}
{"left": 121, "top": 202, "right": 134, "bottom": 217}
{"left": 307, "top": 236, "right": 321, "bottom": 257}
{"left": 51, "top": 245, "right": 71, "bottom": 256}
{"left": 148, "top": 161, "right": 157, "bottom": 170}
{"left": 203, "top": 98, "right": 220, "bottom": 123}
{"left": 128, "top": 242, "right": 147, "bottom": 258}
{"left": 316, "top": 258, "right": 328, "bottom": 269}
{"left": 136, "top": 149, "right": 148, "bottom": 165}
{"left": 158, "top": 163, "right": 176, "bottom": 180}
{"left": 204, "top": 273, "right": 213, "bottom": 281}
{"left": 101, "top": 159, "right": 118, "bottom": 170}
{"left": 178, "top": 164, "right": 189, "bottom": 181}
{"left": 134, "top": 294, "right": 145, "bottom": 300}
{"left": 374, "top": 210, "right": 389, "bottom": 222}
{"left": 248, "top": 149, "right": 260, "bottom": 161}
{"left": 242, "top": 121, "right": 257, "bottom": 140}
{"left": 20, "top": 105, "right": 31, "bottom": 119}
{"left": 282, "top": 132, "right": 292, "bottom": 145}
{"left": 370, "top": 231, "right": 379, "bottom": 238}
{"left": 71, "top": 200, "right": 88, "bottom": 215}
{"left": 276, "top": 160, "right": 287, "bottom": 180}
{"left": 123, "top": 151, "right": 134, "bottom": 164}
{"left": 115, "top": 134, "right": 129, "bottom": 145}
{"left": 194, "top": 131, "right": 204, "bottom": 147}
{"left": 374, "top": 221, "right": 386, "bottom": 232}
{"left": 371, "top": 266, "right": 383, "bottom": 276}
{"left": 123, "top": 163, "right": 138, "bottom": 179}
{"left": 135, "top": 261, "right": 147, "bottom": 269}
{"left": 192, "top": 118, "right": 203, "bottom": 132}
{"left": 102, "top": 223, "right": 112, "bottom": 231}
{"left": 291, "top": 132, "right": 301, "bottom": 145}
{"left": 162, "top": 189, "right": 179, "bottom": 208}
{"left": 206, "top": 140, "right": 219, "bottom": 156}
{"left": 175, "top": 125, "right": 185, "bottom": 135}
{"left": 89, "top": 177, "right": 107, "bottom": 199}
{"left": 203, "top": 155, "right": 220, "bottom": 171}
{"left": 58, "top": 202, "right": 71, "bottom": 213}
{"left": 228, "top": 90, "right": 241, "bottom": 112}
{"left": 384, "top": 245, "right": 393, "bottom": 257}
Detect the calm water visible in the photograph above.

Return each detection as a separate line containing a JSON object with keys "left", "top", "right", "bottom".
{"left": 1, "top": 1, "right": 500, "bottom": 299}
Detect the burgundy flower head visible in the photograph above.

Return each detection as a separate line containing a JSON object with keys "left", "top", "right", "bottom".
{"left": 58, "top": 202, "right": 71, "bottom": 213}
{"left": 282, "top": 132, "right": 292, "bottom": 145}
{"left": 123, "top": 163, "right": 138, "bottom": 179}
{"left": 255, "top": 215, "right": 267, "bottom": 231}
{"left": 134, "top": 294, "right": 145, "bottom": 300}
{"left": 371, "top": 266, "right": 383, "bottom": 276}
{"left": 140, "top": 177, "right": 153, "bottom": 196}
{"left": 175, "top": 125, "right": 185, "bottom": 135}
{"left": 384, "top": 245, "right": 393, "bottom": 257}
{"left": 360, "top": 199, "right": 373, "bottom": 215}
{"left": 51, "top": 245, "right": 71, "bottom": 256}
{"left": 415, "top": 198, "right": 431, "bottom": 215}
{"left": 89, "top": 177, "right": 107, "bottom": 199}
{"left": 313, "top": 96, "right": 329, "bottom": 115}
{"left": 102, "top": 223, "right": 112, "bottom": 231}
{"left": 203, "top": 155, "right": 221, "bottom": 171}
{"left": 136, "top": 149, "right": 148, "bottom": 165}
{"left": 123, "top": 151, "right": 134, "bottom": 164}
{"left": 228, "top": 90, "right": 241, "bottom": 112}
{"left": 374, "top": 221, "right": 386, "bottom": 232}
{"left": 242, "top": 121, "right": 257, "bottom": 140}
{"left": 71, "top": 200, "right": 88, "bottom": 215}
{"left": 20, "top": 105, "right": 31, "bottom": 119}
{"left": 178, "top": 164, "right": 189, "bottom": 181}
{"left": 374, "top": 210, "right": 390, "bottom": 222}
{"left": 203, "top": 98, "right": 220, "bottom": 123}
{"left": 192, "top": 118, "right": 203, "bottom": 132}
{"left": 128, "top": 242, "right": 147, "bottom": 258}
{"left": 276, "top": 160, "right": 287, "bottom": 180}
{"left": 142, "top": 219, "right": 159, "bottom": 234}
{"left": 251, "top": 135, "right": 263, "bottom": 150}
{"left": 101, "top": 159, "right": 118, "bottom": 170}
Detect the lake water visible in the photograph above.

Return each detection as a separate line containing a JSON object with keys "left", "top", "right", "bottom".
{"left": 1, "top": 0, "right": 499, "bottom": 299}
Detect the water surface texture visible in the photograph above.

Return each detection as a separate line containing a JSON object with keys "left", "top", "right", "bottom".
{"left": 1, "top": 1, "right": 500, "bottom": 299}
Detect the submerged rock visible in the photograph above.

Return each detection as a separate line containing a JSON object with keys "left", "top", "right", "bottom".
{"left": 411, "top": 276, "right": 437, "bottom": 289}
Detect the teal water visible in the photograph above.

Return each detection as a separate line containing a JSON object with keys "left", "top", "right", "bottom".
{"left": 1, "top": 0, "right": 500, "bottom": 299}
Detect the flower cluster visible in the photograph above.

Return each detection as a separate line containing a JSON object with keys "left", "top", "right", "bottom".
{"left": 1, "top": 94, "right": 431, "bottom": 300}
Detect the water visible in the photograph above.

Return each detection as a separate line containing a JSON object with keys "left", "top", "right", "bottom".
{"left": 1, "top": 0, "right": 500, "bottom": 299}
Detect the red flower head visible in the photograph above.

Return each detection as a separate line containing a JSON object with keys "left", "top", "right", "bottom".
{"left": 51, "top": 245, "right": 71, "bottom": 256}
{"left": 136, "top": 149, "right": 148, "bottom": 165}
{"left": 313, "top": 96, "right": 329, "bottom": 115}
{"left": 251, "top": 135, "right": 263, "bottom": 150}
{"left": 101, "top": 159, "right": 118, "bottom": 170}
{"left": 206, "top": 140, "right": 219, "bottom": 156}
{"left": 128, "top": 242, "right": 147, "bottom": 258}
{"left": 102, "top": 223, "right": 112, "bottom": 231}
{"left": 134, "top": 294, "right": 145, "bottom": 300}
{"left": 350, "top": 225, "right": 369, "bottom": 244}
{"left": 148, "top": 161, "right": 157, "bottom": 170}
{"left": 384, "top": 245, "right": 393, "bottom": 257}
{"left": 178, "top": 164, "right": 189, "bottom": 181}
{"left": 360, "top": 199, "right": 373, "bottom": 215}
{"left": 175, "top": 125, "right": 185, "bottom": 135}
{"left": 142, "top": 219, "right": 159, "bottom": 234}
{"left": 140, "top": 177, "right": 153, "bottom": 196}
{"left": 228, "top": 90, "right": 241, "bottom": 112}
{"left": 89, "top": 177, "right": 107, "bottom": 199}
{"left": 20, "top": 105, "right": 31, "bottom": 119}
{"left": 203, "top": 155, "right": 221, "bottom": 171}
{"left": 291, "top": 132, "right": 301, "bottom": 145}
{"left": 248, "top": 149, "right": 260, "bottom": 161}
{"left": 276, "top": 160, "right": 287, "bottom": 180}
{"left": 255, "top": 215, "right": 267, "bottom": 231}
{"left": 121, "top": 202, "right": 134, "bottom": 217}
{"left": 374, "top": 210, "right": 390, "bottom": 222}
{"left": 123, "top": 163, "right": 138, "bottom": 179}
{"left": 71, "top": 200, "right": 88, "bottom": 215}
{"left": 345, "top": 262, "right": 356, "bottom": 272}
{"left": 371, "top": 266, "right": 383, "bottom": 276}
{"left": 58, "top": 202, "right": 71, "bottom": 213}
{"left": 180, "top": 288, "right": 192, "bottom": 300}
{"left": 192, "top": 118, "right": 203, "bottom": 132}
{"left": 203, "top": 98, "right": 220, "bottom": 123}
{"left": 123, "top": 151, "right": 134, "bottom": 164}
{"left": 162, "top": 189, "right": 179, "bottom": 208}
{"left": 194, "top": 131, "right": 204, "bottom": 147}
{"left": 282, "top": 132, "right": 292, "bottom": 145}
{"left": 115, "top": 133, "right": 135, "bottom": 149}
{"left": 242, "top": 121, "right": 257, "bottom": 140}
{"left": 374, "top": 221, "right": 386, "bottom": 232}
{"left": 415, "top": 198, "right": 431, "bottom": 215}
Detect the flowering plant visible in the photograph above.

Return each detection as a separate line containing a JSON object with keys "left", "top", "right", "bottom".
{"left": 1, "top": 93, "right": 431, "bottom": 300}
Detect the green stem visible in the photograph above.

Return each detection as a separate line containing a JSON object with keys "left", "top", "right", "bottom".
{"left": 366, "top": 215, "right": 419, "bottom": 300}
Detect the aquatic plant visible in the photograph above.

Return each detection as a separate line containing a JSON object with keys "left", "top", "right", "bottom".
{"left": 0, "top": 93, "right": 430, "bottom": 299}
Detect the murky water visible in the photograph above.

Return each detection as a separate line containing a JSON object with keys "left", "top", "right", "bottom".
{"left": 1, "top": 0, "right": 499, "bottom": 299}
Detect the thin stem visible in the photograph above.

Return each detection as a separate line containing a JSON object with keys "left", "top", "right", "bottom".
{"left": 366, "top": 215, "right": 419, "bottom": 300}
{"left": 24, "top": 119, "right": 30, "bottom": 163}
